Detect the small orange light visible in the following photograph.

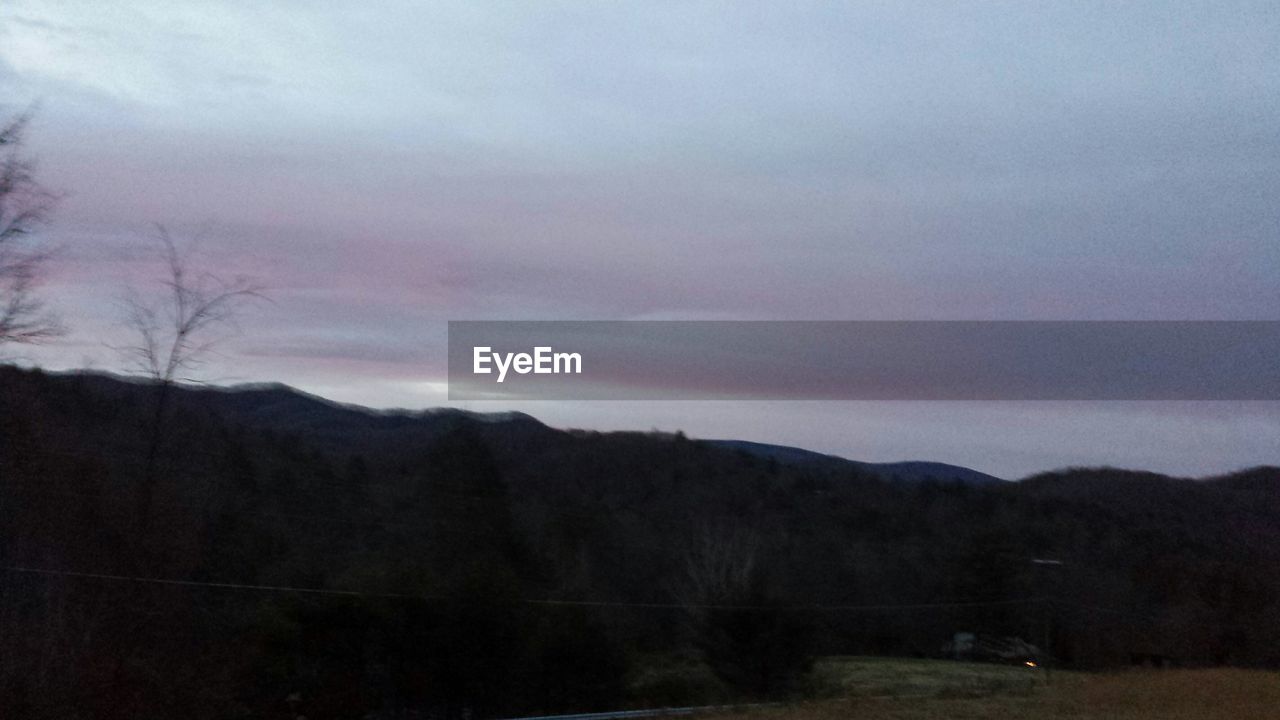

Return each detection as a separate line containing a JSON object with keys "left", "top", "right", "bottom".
{"left": 1025, "top": 661, "right": 1038, "bottom": 668}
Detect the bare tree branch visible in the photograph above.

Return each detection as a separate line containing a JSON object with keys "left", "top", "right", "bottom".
{"left": 673, "top": 522, "right": 762, "bottom": 611}
{"left": 0, "top": 109, "right": 62, "bottom": 345}
{"left": 119, "top": 227, "right": 266, "bottom": 386}
{"left": 116, "top": 226, "right": 267, "bottom": 533}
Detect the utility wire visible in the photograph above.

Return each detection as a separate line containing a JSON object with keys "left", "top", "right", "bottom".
{"left": 0, "top": 565, "right": 1044, "bottom": 612}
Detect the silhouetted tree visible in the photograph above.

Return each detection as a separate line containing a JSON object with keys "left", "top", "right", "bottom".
{"left": 0, "top": 110, "right": 61, "bottom": 345}
{"left": 118, "top": 227, "right": 264, "bottom": 530}
{"left": 675, "top": 523, "right": 815, "bottom": 697}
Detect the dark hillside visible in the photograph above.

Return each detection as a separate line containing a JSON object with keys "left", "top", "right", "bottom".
{"left": 705, "top": 439, "right": 1004, "bottom": 484}
{"left": 2, "top": 365, "right": 1278, "bottom": 718}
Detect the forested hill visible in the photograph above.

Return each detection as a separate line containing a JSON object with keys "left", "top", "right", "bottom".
{"left": 24, "top": 371, "right": 996, "bottom": 485}
{"left": 1, "top": 364, "right": 1278, "bottom": 718}
{"left": 703, "top": 439, "right": 1004, "bottom": 484}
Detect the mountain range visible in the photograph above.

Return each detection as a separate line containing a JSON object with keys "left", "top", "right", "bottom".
{"left": 2, "top": 363, "right": 1278, "bottom": 717}
{"left": 56, "top": 370, "right": 1007, "bottom": 484}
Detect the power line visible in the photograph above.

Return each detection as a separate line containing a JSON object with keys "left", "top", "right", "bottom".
{"left": 2, "top": 565, "right": 407, "bottom": 599}
{"left": 3, "top": 483, "right": 506, "bottom": 539}
{"left": 0, "top": 565, "right": 1043, "bottom": 612}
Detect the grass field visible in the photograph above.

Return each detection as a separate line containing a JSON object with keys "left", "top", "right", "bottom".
{"left": 716, "top": 658, "right": 1280, "bottom": 719}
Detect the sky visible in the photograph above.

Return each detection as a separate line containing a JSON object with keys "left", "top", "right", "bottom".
{"left": 1, "top": 1, "right": 1278, "bottom": 478}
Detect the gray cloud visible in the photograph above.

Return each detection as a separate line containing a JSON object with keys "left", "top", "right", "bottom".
{"left": 3, "top": 0, "right": 1278, "bottom": 475}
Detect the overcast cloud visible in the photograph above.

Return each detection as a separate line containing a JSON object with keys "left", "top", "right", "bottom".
{"left": 2, "top": 1, "right": 1277, "bottom": 477}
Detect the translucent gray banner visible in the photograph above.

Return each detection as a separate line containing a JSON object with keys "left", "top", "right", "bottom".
{"left": 447, "top": 321, "right": 1280, "bottom": 401}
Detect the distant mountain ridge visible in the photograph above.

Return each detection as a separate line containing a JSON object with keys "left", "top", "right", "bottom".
{"left": 50, "top": 370, "right": 546, "bottom": 443}
{"left": 33, "top": 369, "right": 1275, "bottom": 486}
{"left": 705, "top": 439, "right": 1004, "bottom": 485}
{"left": 51, "top": 370, "right": 998, "bottom": 483}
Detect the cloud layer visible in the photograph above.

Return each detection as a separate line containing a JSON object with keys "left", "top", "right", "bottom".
{"left": 2, "top": 1, "right": 1278, "bottom": 476}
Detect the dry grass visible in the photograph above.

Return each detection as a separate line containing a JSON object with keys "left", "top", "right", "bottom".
{"left": 718, "top": 659, "right": 1280, "bottom": 720}
{"left": 812, "top": 656, "right": 1042, "bottom": 699}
